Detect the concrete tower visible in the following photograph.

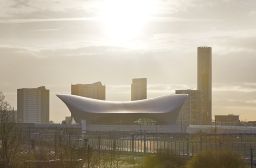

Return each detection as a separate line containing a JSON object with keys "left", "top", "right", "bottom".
{"left": 197, "top": 47, "right": 212, "bottom": 124}
{"left": 17, "top": 86, "right": 49, "bottom": 123}
{"left": 131, "top": 78, "right": 147, "bottom": 101}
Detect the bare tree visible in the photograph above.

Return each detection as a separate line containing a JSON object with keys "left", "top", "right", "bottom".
{"left": 0, "top": 92, "right": 21, "bottom": 168}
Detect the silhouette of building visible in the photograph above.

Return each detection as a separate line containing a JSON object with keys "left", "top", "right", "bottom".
{"left": 131, "top": 78, "right": 147, "bottom": 101}
{"left": 71, "top": 82, "right": 105, "bottom": 100}
{"left": 246, "top": 121, "right": 256, "bottom": 126}
{"left": 215, "top": 114, "right": 240, "bottom": 126}
{"left": 175, "top": 89, "right": 201, "bottom": 129}
{"left": 197, "top": 47, "right": 212, "bottom": 124}
{"left": 17, "top": 86, "right": 49, "bottom": 123}
{"left": 175, "top": 47, "right": 212, "bottom": 126}
{"left": 62, "top": 116, "right": 73, "bottom": 125}
{"left": 58, "top": 94, "right": 187, "bottom": 125}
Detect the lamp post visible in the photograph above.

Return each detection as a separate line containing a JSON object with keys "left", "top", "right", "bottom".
{"left": 251, "top": 146, "right": 254, "bottom": 168}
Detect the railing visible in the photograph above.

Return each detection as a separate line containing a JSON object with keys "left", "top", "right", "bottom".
{"left": 85, "top": 133, "right": 256, "bottom": 157}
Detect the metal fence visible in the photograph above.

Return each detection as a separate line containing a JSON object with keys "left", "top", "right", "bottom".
{"left": 86, "top": 132, "right": 256, "bottom": 158}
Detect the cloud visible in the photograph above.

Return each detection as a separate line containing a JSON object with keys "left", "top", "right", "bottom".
{"left": 0, "top": 17, "right": 98, "bottom": 23}
{"left": 213, "top": 83, "right": 256, "bottom": 93}
{"left": 1, "top": 0, "right": 256, "bottom": 122}
{"left": 1, "top": 0, "right": 254, "bottom": 22}
{"left": 0, "top": 0, "right": 98, "bottom": 19}
{"left": 212, "top": 82, "right": 256, "bottom": 120}
{"left": 171, "top": 0, "right": 256, "bottom": 20}
{"left": 223, "top": 99, "right": 256, "bottom": 106}
{"left": 32, "top": 28, "right": 59, "bottom": 32}
{"left": 245, "top": 100, "right": 256, "bottom": 105}
{"left": 11, "top": 0, "right": 30, "bottom": 8}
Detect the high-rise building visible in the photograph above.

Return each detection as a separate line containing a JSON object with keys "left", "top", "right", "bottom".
{"left": 131, "top": 78, "right": 147, "bottom": 101}
{"left": 17, "top": 86, "right": 49, "bottom": 123}
{"left": 71, "top": 82, "right": 105, "bottom": 100}
{"left": 175, "top": 47, "right": 212, "bottom": 126}
{"left": 197, "top": 47, "right": 212, "bottom": 124}
{"left": 175, "top": 89, "right": 201, "bottom": 129}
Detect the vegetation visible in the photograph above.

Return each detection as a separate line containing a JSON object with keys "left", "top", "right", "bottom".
{"left": 0, "top": 93, "right": 250, "bottom": 168}
{"left": 141, "top": 150, "right": 186, "bottom": 168}
{"left": 140, "top": 149, "right": 246, "bottom": 168}
{"left": 0, "top": 92, "right": 21, "bottom": 168}
{"left": 186, "top": 150, "right": 246, "bottom": 168}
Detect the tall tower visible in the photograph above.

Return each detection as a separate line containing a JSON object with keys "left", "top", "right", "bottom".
{"left": 197, "top": 47, "right": 212, "bottom": 124}
{"left": 131, "top": 78, "right": 147, "bottom": 101}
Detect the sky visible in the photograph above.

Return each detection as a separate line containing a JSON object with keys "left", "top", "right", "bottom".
{"left": 0, "top": 0, "right": 256, "bottom": 123}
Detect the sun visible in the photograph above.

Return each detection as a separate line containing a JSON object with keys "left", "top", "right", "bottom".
{"left": 100, "top": 0, "right": 155, "bottom": 46}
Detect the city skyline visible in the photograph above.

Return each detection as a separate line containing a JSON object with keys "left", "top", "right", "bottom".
{"left": 0, "top": 0, "right": 256, "bottom": 122}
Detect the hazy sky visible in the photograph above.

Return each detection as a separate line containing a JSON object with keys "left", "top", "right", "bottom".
{"left": 0, "top": 0, "right": 256, "bottom": 122}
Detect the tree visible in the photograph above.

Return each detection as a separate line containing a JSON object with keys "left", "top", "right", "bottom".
{"left": 186, "top": 150, "right": 246, "bottom": 168}
{"left": 0, "top": 92, "right": 21, "bottom": 168}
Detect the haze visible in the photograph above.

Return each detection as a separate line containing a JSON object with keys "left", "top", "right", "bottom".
{"left": 0, "top": 0, "right": 256, "bottom": 122}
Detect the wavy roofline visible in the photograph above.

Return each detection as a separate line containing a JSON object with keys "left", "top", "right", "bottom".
{"left": 57, "top": 94, "right": 187, "bottom": 124}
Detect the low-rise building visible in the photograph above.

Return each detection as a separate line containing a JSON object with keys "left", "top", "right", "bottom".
{"left": 215, "top": 114, "right": 240, "bottom": 126}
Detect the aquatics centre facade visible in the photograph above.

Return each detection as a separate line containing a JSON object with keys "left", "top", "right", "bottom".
{"left": 57, "top": 94, "right": 187, "bottom": 125}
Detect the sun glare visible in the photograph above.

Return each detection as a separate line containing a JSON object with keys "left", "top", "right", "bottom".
{"left": 100, "top": 0, "right": 155, "bottom": 45}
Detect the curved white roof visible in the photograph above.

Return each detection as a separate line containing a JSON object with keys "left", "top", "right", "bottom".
{"left": 57, "top": 94, "right": 187, "bottom": 124}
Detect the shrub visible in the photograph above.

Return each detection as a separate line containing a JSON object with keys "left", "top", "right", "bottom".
{"left": 186, "top": 150, "right": 245, "bottom": 168}
{"left": 142, "top": 150, "right": 186, "bottom": 168}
